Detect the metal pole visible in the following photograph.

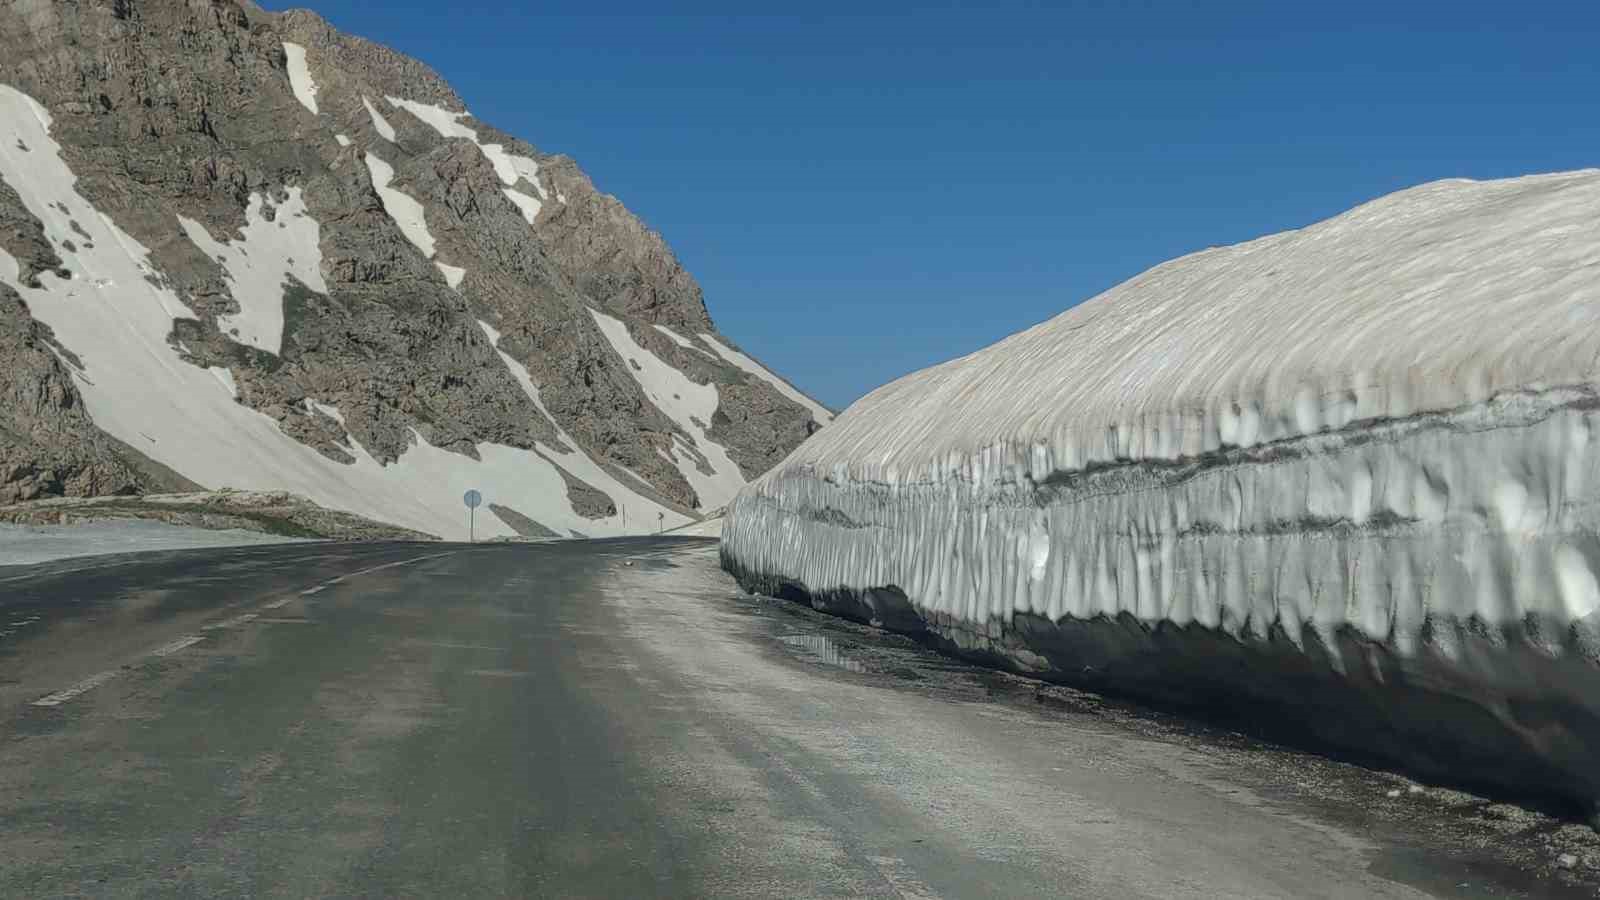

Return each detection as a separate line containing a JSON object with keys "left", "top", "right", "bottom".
{"left": 469, "top": 507, "right": 475, "bottom": 543}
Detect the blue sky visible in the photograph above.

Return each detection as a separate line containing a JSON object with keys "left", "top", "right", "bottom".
{"left": 266, "top": 1, "right": 1600, "bottom": 410}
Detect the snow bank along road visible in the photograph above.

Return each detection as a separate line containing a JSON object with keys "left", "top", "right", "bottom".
{"left": 724, "top": 170, "right": 1600, "bottom": 819}
{"left": 2, "top": 540, "right": 1596, "bottom": 897}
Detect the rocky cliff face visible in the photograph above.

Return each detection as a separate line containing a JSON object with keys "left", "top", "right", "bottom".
{"left": 0, "top": 0, "right": 829, "bottom": 538}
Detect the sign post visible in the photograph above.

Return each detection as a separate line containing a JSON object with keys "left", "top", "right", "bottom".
{"left": 463, "top": 489, "right": 483, "bottom": 543}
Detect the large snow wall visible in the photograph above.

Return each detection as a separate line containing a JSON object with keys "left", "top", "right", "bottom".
{"left": 721, "top": 169, "right": 1600, "bottom": 816}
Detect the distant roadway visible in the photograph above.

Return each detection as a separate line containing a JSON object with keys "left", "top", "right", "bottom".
{"left": 0, "top": 539, "right": 1589, "bottom": 898}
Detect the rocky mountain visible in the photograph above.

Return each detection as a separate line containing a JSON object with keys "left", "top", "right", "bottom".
{"left": 0, "top": 0, "right": 830, "bottom": 540}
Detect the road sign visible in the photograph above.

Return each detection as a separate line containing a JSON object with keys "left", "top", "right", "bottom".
{"left": 463, "top": 490, "right": 483, "bottom": 543}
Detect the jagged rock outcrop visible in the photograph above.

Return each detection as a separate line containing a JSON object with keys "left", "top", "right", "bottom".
{"left": 0, "top": 0, "right": 831, "bottom": 539}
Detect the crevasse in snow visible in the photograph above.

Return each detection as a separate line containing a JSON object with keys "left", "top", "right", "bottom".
{"left": 721, "top": 168, "right": 1600, "bottom": 809}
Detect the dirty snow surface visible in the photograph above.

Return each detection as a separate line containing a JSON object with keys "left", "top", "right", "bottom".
{"left": 0, "top": 521, "right": 309, "bottom": 568}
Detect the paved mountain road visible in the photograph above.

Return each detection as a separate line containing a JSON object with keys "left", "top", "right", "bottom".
{"left": 0, "top": 539, "right": 1592, "bottom": 898}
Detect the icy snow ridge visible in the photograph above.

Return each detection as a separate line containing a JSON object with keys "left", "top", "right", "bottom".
{"left": 699, "top": 333, "right": 833, "bottom": 425}
{"left": 589, "top": 309, "right": 747, "bottom": 509}
{"left": 722, "top": 168, "right": 1600, "bottom": 806}
{"left": 179, "top": 188, "right": 328, "bottom": 354}
{"left": 0, "top": 84, "right": 640, "bottom": 542}
{"left": 282, "top": 42, "right": 319, "bottom": 115}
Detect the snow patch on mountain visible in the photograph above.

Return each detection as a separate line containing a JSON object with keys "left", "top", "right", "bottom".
{"left": 435, "top": 261, "right": 465, "bottom": 289}
{"left": 476, "top": 320, "right": 691, "bottom": 531}
{"left": 363, "top": 152, "right": 435, "bottom": 258}
{"left": 282, "top": 42, "right": 319, "bottom": 115}
{"left": 589, "top": 308, "right": 745, "bottom": 509}
{"left": 385, "top": 96, "right": 550, "bottom": 199}
{"left": 502, "top": 187, "right": 541, "bottom": 225}
{"left": 179, "top": 188, "right": 328, "bottom": 355}
{"left": 362, "top": 95, "right": 396, "bottom": 142}
{"left": 700, "top": 333, "right": 833, "bottom": 424}
{"left": 655, "top": 324, "right": 715, "bottom": 358}
{"left": 335, "top": 134, "right": 351, "bottom": 147}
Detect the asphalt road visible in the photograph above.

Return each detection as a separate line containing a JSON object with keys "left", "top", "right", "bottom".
{"left": 2, "top": 538, "right": 1596, "bottom": 899}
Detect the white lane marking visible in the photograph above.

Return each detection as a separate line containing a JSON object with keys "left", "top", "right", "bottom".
{"left": 202, "top": 613, "right": 258, "bottom": 631}
{"left": 151, "top": 635, "right": 205, "bottom": 657}
{"left": 295, "top": 551, "right": 459, "bottom": 598}
{"left": 24, "top": 549, "right": 457, "bottom": 706}
{"left": 261, "top": 595, "right": 296, "bottom": 610}
{"left": 32, "top": 670, "right": 120, "bottom": 707}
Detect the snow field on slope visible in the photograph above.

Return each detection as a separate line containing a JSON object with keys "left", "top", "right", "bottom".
{"left": 699, "top": 333, "right": 833, "bottom": 424}
{"left": 589, "top": 309, "right": 747, "bottom": 510}
{"left": 0, "top": 84, "right": 634, "bottom": 542}
{"left": 723, "top": 169, "right": 1600, "bottom": 657}
{"left": 282, "top": 42, "right": 319, "bottom": 115}
{"left": 180, "top": 188, "right": 328, "bottom": 354}
{"left": 476, "top": 320, "right": 692, "bottom": 533}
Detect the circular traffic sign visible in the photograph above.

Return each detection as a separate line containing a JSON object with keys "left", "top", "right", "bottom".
{"left": 463, "top": 489, "right": 483, "bottom": 509}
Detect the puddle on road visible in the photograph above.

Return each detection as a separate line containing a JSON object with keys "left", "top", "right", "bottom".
{"left": 777, "top": 633, "right": 867, "bottom": 673}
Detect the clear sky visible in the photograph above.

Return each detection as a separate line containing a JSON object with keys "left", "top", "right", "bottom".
{"left": 264, "top": 1, "right": 1600, "bottom": 411}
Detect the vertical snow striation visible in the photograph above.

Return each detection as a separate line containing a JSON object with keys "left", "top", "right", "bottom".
{"left": 721, "top": 168, "right": 1600, "bottom": 811}
{"left": 589, "top": 309, "right": 747, "bottom": 509}
{"left": 179, "top": 188, "right": 328, "bottom": 355}
{"left": 282, "top": 42, "right": 319, "bottom": 115}
{"left": 0, "top": 84, "right": 637, "bottom": 541}
{"left": 699, "top": 333, "right": 834, "bottom": 425}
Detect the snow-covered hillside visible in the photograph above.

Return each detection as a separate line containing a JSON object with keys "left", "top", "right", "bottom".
{"left": 723, "top": 169, "right": 1600, "bottom": 810}
{"left": 0, "top": 3, "right": 828, "bottom": 540}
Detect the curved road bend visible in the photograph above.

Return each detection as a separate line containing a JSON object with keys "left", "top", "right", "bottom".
{"left": 0, "top": 539, "right": 1593, "bottom": 898}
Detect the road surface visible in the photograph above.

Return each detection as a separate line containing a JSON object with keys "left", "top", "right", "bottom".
{"left": 1, "top": 539, "right": 1596, "bottom": 898}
